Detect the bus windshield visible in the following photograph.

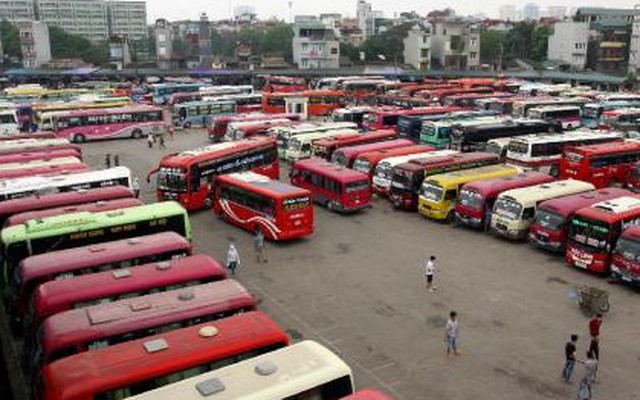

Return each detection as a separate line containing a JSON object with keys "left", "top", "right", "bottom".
{"left": 352, "top": 159, "right": 372, "bottom": 175}
{"left": 392, "top": 169, "right": 417, "bottom": 190}
{"left": 613, "top": 237, "right": 640, "bottom": 261}
{"left": 534, "top": 208, "right": 565, "bottom": 230}
{"left": 345, "top": 180, "right": 369, "bottom": 193}
{"left": 421, "top": 183, "right": 443, "bottom": 202}
{"left": 157, "top": 167, "right": 187, "bottom": 192}
{"left": 493, "top": 197, "right": 522, "bottom": 220}
{"left": 458, "top": 188, "right": 483, "bottom": 209}
{"left": 507, "top": 141, "right": 528, "bottom": 155}
{"left": 570, "top": 218, "right": 610, "bottom": 250}
{"left": 364, "top": 113, "right": 378, "bottom": 125}
{"left": 582, "top": 106, "right": 601, "bottom": 119}
{"left": 375, "top": 164, "right": 394, "bottom": 180}
{"left": 422, "top": 124, "right": 436, "bottom": 138}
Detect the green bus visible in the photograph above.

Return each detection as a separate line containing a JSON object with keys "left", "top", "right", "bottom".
{"left": 1, "top": 201, "right": 191, "bottom": 286}
{"left": 421, "top": 116, "right": 501, "bottom": 149}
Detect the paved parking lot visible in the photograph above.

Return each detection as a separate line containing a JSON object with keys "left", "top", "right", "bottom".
{"left": 74, "top": 130, "right": 639, "bottom": 399}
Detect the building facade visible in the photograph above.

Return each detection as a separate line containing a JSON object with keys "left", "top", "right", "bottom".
{"left": 17, "top": 20, "right": 51, "bottom": 67}
{"left": 107, "top": 1, "right": 147, "bottom": 40}
{"left": 0, "top": 0, "right": 36, "bottom": 21}
{"left": 292, "top": 16, "right": 339, "bottom": 69}
{"left": 430, "top": 17, "right": 480, "bottom": 70}
{"left": 547, "top": 21, "right": 589, "bottom": 70}
{"left": 403, "top": 23, "right": 431, "bottom": 71}
{"left": 629, "top": 6, "right": 640, "bottom": 75}
{"left": 356, "top": 0, "right": 382, "bottom": 40}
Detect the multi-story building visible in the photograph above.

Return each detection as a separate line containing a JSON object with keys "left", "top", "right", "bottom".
{"left": 154, "top": 18, "right": 172, "bottom": 69}
{"left": 575, "top": 7, "right": 638, "bottom": 73}
{"left": 547, "top": 20, "right": 589, "bottom": 70}
{"left": 292, "top": 15, "right": 339, "bottom": 69}
{"left": 629, "top": 6, "right": 640, "bottom": 75}
{"left": 0, "top": 0, "right": 146, "bottom": 42}
{"left": 430, "top": 17, "right": 480, "bottom": 70}
{"left": 107, "top": 1, "right": 147, "bottom": 40}
{"left": 16, "top": 20, "right": 50, "bottom": 68}
{"left": 356, "top": 0, "right": 382, "bottom": 40}
{"left": 403, "top": 23, "right": 431, "bottom": 71}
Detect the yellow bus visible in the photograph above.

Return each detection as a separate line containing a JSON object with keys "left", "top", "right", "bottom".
{"left": 490, "top": 179, "right": 595, "bottom": 240}
{"left": 418, "top": 164, "right": 521, "bottom": 221}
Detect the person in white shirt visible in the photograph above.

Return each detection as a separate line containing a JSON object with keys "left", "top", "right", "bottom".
{"left": 445, "top": 311, "right": 460, "bottom": 356}
{"left": 132, "top": 177, "right": 141, "bottom": 198}
{"left": 226, "top": 243, "right": 240, "bottom": 275}
{"left": 425, "top": 255, "right": 437, "bottom": 292}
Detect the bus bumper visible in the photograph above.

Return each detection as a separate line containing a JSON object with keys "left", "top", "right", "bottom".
{"left": 418, "top": 202, "right": 447, "bottom": 220}
{"left": 528, "top": 233, "right": 564, "bottom": 253}
{"left": 455, "top": 213, "right": 483, "bottom": 229}
{"left": 490, "top": 224, "right": 527, "bottom": 240}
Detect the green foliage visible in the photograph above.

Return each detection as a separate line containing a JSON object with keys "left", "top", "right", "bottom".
{"left": 210, "top": 22, "right": 294, "bottom": 63}
{"left": 480, "top": 30, "right": 506, "bottom": 64}
{"left": 504, "top": 22, "right": 535, "bottom": 60}
{"left": 531, "top": 25, "right": 551, "bottom": 63}
{"left": 48, "top": 25, "right": 107, "bottom": 65}
{"left": 340, "top": 42, "right": 360, "bottom": 62}
{"left": 0, "top": 19, "right": 21, "bottom": 60}
{"left": 361, "top": 23, "right": 413, "bottom": 63}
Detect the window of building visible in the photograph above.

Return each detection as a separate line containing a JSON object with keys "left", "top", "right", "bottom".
{"left": 470, "top": 51, "right": 477, "bottom": 59}
{"left": 423, "top": 35, "right": 428, "bottom": 43}
{"left": 330, "top": 47, "right": 338, "bottom": 55}
{"left": 420, "top": 48, "right": 429, "bottom": 58}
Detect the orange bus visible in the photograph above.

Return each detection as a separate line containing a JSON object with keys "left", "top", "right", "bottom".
{"left": 262, "top": 90, "right": 345, "bottom": 117}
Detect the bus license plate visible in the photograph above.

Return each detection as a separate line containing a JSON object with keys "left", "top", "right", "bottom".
{"left": 575, "top": 260, "right": 588, "bottom": 269}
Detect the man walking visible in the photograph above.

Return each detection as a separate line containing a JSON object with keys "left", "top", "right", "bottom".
{"left": 445, "top": 311, "right": 460, "bottom": 356}
{"left": 147, "top": 132, "right": 154, "bottom": 148}
{"left": 254, "top": 229, "right": 267, "bottom": 263}
{"left": 114, "top": 155, "right": 120, "bottom": 167}
{"left": 132, "top": 176, "right": 141, "bottom": 199}
{"left": 105, "top": 154, "right": 111, "bottom": 169}
{"left": 226, "top": 242, "right": 240, "bottom": 276}
{"left": 159, "top": 135, "right": 166, "bottom": 150}
{"left": 563, "top": 334, "right": 579, "bottom": 383}
{"left": 588, "top": 313, "right": 602, "bottom": 379}
{"left": 577, "top": 350, "right": 598, "bottom": 400}
{"left": 424, "top": 255, "right": 437, "bottom": 292}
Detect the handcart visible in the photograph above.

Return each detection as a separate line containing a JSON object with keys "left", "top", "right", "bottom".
{"left": 577, "top": 285, "right": 610, "bottom": 314}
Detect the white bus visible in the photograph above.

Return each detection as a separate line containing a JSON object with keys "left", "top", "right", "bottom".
{"left": 512, "top": 98, "right": 589, "bottom": 118}
{"left": 123, "top": 341, "right": 354, "bottom": 400}
{"left": 270, "top": 122, "right": 358, "bottom": 159}
{"left": 0, "top": 109, "right": 19, "bottom": 135}
{"left": 372, "top": 150, "right": 458, "bottom": 196}
{"left": 527, "top": 105, "right": 582, "bottom": 130}
{"left": 490, "top": 180, "right": 595, "bottom": 240}
{"left": 505, "top": 130, "right": 624, "bottom": 176}
{"left": 0, "top": 166, "right": 132, "bottom": 201}
{"left": 285, "top": 129, "right": 359, "bottom": 162}
{"left": 225, "top": 118, "right": 294, "bottom": 141}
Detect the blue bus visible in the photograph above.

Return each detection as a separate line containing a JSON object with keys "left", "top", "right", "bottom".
{"left": 581, "top": 100, "right": 640, "bottom": 128}
{"left": 397, "top": 110, "right": 498, "bottom": 142}
{"left": 152, "top": 83, "right": 202, "bottom": 105}
{"left": 172, "top": 100, "right": 237, "bottom": 128}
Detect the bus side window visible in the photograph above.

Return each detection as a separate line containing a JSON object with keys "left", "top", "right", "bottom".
{"left": 522, "top": 207, "right": 535, "bottom": 220}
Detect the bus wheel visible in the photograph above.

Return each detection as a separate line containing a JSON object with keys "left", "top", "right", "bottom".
{"left": 204, "top": 197, "right": 213, "bottom": 209}
{"left": 184, "top": 122, "right": 192, "bottom": 129}
{"left": 72, "top": 133, "right": 86, "bottom": 143}
{"left": 566, "top": 124, "right": 573, "bottom": 131}
{"left": 326, "top": 201, "right": 334, "bottom": 211}
{"left": 131, "top": 129, "right": 142, "bottom": 139}
{"left": 446, "top": 210, "right": 455, "bottom": 223}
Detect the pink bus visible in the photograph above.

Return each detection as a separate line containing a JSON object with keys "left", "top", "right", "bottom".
{"left": 0, "top": 149, "right": 82, "bottom": 164}
{"left": 330, "top": 138, "right": 414, "bottom": 168}
{"left": 40, "top": 106, "right": 166, "bottom": 143}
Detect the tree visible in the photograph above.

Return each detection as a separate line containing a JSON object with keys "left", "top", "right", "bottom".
{"left": 361, "top": 23, "right": 413, "bottom": 63}
{"left": 261, "top": 23, "right": 294, "bottom": 62}
{"left": 48, "top": 26, "right": 107, "bottom": 65}
{"left": 340, "top": 42, "right": 360, "bottom": 62}
{"left": 480, "top": 30, "right": 506, "bottom": 66}
{"left": 504, "top": 22, "right": 535, "bottom": 61}
{"left": 531, "top": 25, "right": 551, "bottom": 63}
{"left": 1, "top": 19, "right": 21, "bottom": 61}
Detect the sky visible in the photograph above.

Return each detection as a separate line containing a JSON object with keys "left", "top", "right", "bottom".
{"left": 145, "top": 0, "right": 638, "bottom": 22}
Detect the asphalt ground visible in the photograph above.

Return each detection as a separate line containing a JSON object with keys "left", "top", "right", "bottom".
{"left": 4, "top": 129, "right": 639, "bottom": 400}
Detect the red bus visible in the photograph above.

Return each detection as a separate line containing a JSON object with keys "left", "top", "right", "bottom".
{"left": 0, "top": 132, "right": 56, "bottom": 141}
{"left": 363, "top": 106, "right": 461, "bottom": 131}
{"left": 375, "top": 95, "right": 434, "bottom": 108}
{"left": 417, "top": 87, "right": 493, "bottom": 102}
{"left": 0, "top": 139, "right": 81, "bottom": 156}
{"left": 38, "top": 311, "right": 289, "bottom": 400}
{"left": 30, "top": 254, "right": 226, "bottom": 333}
{"left": 6, "top": 232, "right": 192, "bottom": 329}
{"left": 611, "top": 226, "right": 640, "bottom": 286}
{"left": 0, "top": 185, "right": 134, "bottom": 227}
{"left": 30, "top": 280, "right": 256, "bottom": 371}
{"left": 312, "top": 130, "right": 398, "bottom": 161}
{"left": 351, "top": 144, "right": 435, "bottom": 178}
{"left": 214, "top": 171, "right": 314, "bottom": 240}
{"left": 262, "top": 90, "right": 345, "bottom": 117}
{"left": 442, "top": 92, "right": 514, "bottom": 107}
{"left": 150, "top": 138, "right": 279, "bottom": 210}
{"left": 207, "top": 113, "right": 300, "bottom": 142}
{"left": 455, "top": 172, "right": 554, "bottom": 230}
{"left": 260, "top": 75, "right": 307, "bottom": 92}
{"left": 396, "top": 83, "right": 457, "bottom": 97}
{"left": 0, "top": 148, "right": 82, "bottom": 164}
{"left": 529, "top": 188, "right": 630, "bottom": 253}
{"left": 559, "top": 140, "right": 640, "bottom": 188}
{"left": 226, "top": 118, "right": 296, "bottom": 141}
{"left": 566, "top": 195, "right": 640, "bottom": 273}
{"left": 389, "top": 152, "right": 500, "bottom": 211}
{"left": 290, "top": 158, "right": 371, "bottom": 213}
{"left": 0, "top": 159, "right": 90, "bottom": 180}
{"left": 331, "top": 139, "right": 415, "bottom": 168}
{"left": 5, "top": 197, "right": 143, "bottom": 227}
{"left": 341, "top": 390, "right": 396, "bottom": 400}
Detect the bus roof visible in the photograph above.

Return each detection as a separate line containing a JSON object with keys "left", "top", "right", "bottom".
{"left": 507, "top": 130, "right": 623, "bottom": 144}
{"left": 42, "top": 280, "right": 256, "bottom": 358}
{"left": 537, "top": 188, "right": 631, "bottom": 218}
{"left": 0, "top": 148, "right": 82, "bottom": 164}
{"left": 160, "top": 138, "right": 274, "bottom": 166}
{"left": 425, "top": 164, "right": 519, "bottom": 186}
{"left": 123, "top": 341, "right": 351, "bottom": 400}
{"left": 496, "top": 180, "right": 595, "bottom": 206}
{"left": 294, "top": 158, "right": 369, "bottom": 182}
{"left": 0, "top": 156, "right": 81, "bottom": 171}
{"left": 354, "top": 145, "right": 435, "bottom": 165}
{"left": 5, "top": 197, "right": 143, "bottom": 227}
{"left": 314, "top": 130, "right": 396, "bottom": 148}
{"left": 402, "top": 152, "right": 500, "bottom": 172}
{"left": 43, "top": 105, "right": 162, "bottom": 119}
{"left": 375, "top": 150, "right": 456, "bottom": 169}
{"left": 41, "top": 311, "right": 289, "bottom": 400}
{"left": 565, "top": 140, "right": 640, "bottom": 156}
{"left": 1, "top": 201, "right": 187, "bottom": 245}
{"left": 371, "top": 106, "right": 461, "bottom": 117}
{"left": 35, "top": 255, "right": 226, "bottom": 320}
{"left": 528, "top": 105, "right": 582, "bottom": 112}
{"left": 220, "top": 172, "right": 311, "bottom": 197}
{"left": 620, "top": 225, "right": 640, "bottom": 240}
{"left": 174, "top": 100, "right": 237, "bottom": 108}
{"left": 289, "top": 129, "right": 359, "bottom": 143}
{"left": 461, "top": 172, "right": 554, "bottom": 199}
{"left": 333, "top": 139, "right": 414, "bottom": 160}
{"left": 341, "top": 390, "right": 396, "bottom": 400}
{"left": 574, "top": 195, "right": 640, "bottom": 222}
{"left": 19, "top": 232, "right": 191, "bottom": 283}
{"left": 0, "top": 185, "right": 133, "bottom": 220}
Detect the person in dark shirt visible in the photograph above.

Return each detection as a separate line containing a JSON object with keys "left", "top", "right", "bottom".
{"left": 562, "top": 334, "right": 579, "bottom": 383}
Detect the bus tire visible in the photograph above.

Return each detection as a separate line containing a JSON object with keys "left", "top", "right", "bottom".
{"left": 446, "top": 210, "right": 455, "bottom": 223}
{"left": 131, "top": 129, "right": 143, "bottom": 139}
{"left": 566, "top": 124, "right": 573, "bottom": 131}
{"left": 72, "top": 133, "right": 86, "bottom": 143}
{"left": 204, "top": 197, "right": 213, "bottom": 209}
{"left": 327, "top": 201, "right": 334, "bottom": 211}
{"left": 184, "top": 122, "right": 192, "bottom": 129}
